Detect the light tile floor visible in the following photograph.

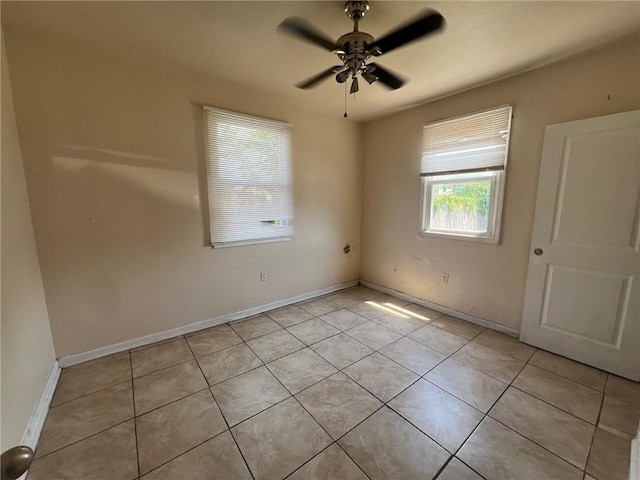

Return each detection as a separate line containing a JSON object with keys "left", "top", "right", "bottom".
{"left": 28, "top": 286, "right": 640, "bottom": 480}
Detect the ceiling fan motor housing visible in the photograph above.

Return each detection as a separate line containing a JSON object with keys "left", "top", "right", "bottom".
{"left": 336, "top": 31, "right": 374, "bottom": 80}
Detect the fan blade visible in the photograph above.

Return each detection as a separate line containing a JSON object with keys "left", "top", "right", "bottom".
{"left": 296, "top": 66, "right": 344, "bottom": 89}
{"left": 368, "top": 63, "right": 405, "bottom": 90}
{"left": 278, "top": 17, "right": 337, "bottom": 52}
{"left": 368, "top": 10, "right": 444, "bottom": 56}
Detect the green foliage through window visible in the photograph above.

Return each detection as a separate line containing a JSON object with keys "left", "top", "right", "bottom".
{"left": 430, "top": 180, "right": 491, "bottom": 233}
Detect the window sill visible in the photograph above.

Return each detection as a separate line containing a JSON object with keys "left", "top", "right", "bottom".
{"left": 418, "top": 230, "right": 499, "bottom": 245}
{"left": 212, "top": 237, "right": 292, "bottom": 248}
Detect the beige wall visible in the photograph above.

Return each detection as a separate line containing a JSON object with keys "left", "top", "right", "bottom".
{"left": 1, "top": 32, "right": 56, "bottom": 450}
{"left": 4, "top": 24, "right": 637, "bottom": 361}
{"left": 4, "top": 31, "right": 362, "bottom": 357}
{"left": 361, "top": 34, "right": 640, "bottom": 332}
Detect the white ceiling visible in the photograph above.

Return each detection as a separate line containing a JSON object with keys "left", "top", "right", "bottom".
{"left": 2, "top": 1, "right": 639, "bottom": 121}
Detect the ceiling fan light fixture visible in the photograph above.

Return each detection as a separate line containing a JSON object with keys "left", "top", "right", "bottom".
{"left": 362, "top": 70, "right": 378, "bottom": 84}
{"left": 336, "top": 69, "right": 350, "bottom": 83}
{"left": 350, "top": 76, "right": 359, "bottom": 93}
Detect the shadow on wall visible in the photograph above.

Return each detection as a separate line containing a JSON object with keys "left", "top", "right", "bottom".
{"left": 191, "top": 101, "right": 212, "bottom": 247}
{"left": 49, "top": 149, "right": 200, "bottom": 245}
{"left": 42, "top": 146, "right": 233, "bottom": 342}
{"left": 51, "top": 130, "right": 212, "bottom": 244}
{"left": 43, "top": 88, "right": 215, "bottom": 247}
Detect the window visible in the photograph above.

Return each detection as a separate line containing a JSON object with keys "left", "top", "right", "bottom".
{"left": 203, "top": 106, "right": 294, "bottom": 247}
{"left": 420, "top": 105, "right": 512, "bottom": 243}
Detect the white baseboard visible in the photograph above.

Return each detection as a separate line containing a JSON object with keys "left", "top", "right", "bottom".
{"left": 631, "top": 427, "right": 640, "bottom": 480}
{"left": 360, "top": 280, "right": 520, "bottom": 337}
{"left": 59, "top": 280, "right": 359, "bottom": 368}
{"left": 20, "top": 360, "right": 61, "bottom": 450}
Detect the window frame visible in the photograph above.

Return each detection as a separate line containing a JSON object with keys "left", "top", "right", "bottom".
{"left": 420, "top": 170, "right": 505, "bottom": 244}
{"left": 418, "top": 105, "right": 512, "bottom": 244}
{"left": 203, "top": 105, "right": 294, "bottom": 248}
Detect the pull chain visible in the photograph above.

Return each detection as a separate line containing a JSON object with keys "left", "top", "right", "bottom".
{"left": 344, "top": 81, "right": 348, "bottom": 118}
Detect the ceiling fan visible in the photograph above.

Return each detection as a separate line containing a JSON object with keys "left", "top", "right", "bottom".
{"left": 278, "top": 1, "right": 445, "bottom": 95}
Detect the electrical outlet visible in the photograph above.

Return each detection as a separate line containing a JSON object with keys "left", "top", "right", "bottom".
{"left": 442, "top": 272, "right": 449, "bottom": 283}
{"left": 260, "top": 272, "right": 267, "bottom": 282}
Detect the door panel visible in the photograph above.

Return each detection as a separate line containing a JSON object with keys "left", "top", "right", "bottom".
{"left": 541, "top": 265, "right": 630, "bottom": 344}
{"left": 551, "top": 128, "right": 639, "bottom": 247}
{"left": 520, "top": 110, "right": 640, "bottom": 380}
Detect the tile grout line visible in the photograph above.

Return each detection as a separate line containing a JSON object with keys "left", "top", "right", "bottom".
{"left": 137, "top": 318, "right": 594, "bottom": 480}
{"left": 374, "top": 329, "right": 491, "bottom": 467}
{"left": 130, "top": 338, "right": 195, "bottom": 380}
{"left": 523, "top": 362, "right": 607, "bottom": 394}
{"left": 43, "top": 290, "right": 623, "bottom": 479}
{"left": 234, "top": 302, "right": 420, "bottom": 479}
{"left": 527, "top": 361, "right": 608, "bottom": 393}
{"left": 431, "top": 457, "right": 455, "bottom": 480}
{"left": 253, "top": 305, "right": 470, "bottom": 462}
{"left": 444, "top": 457, "right": 487, "bottom": 480}
{"left": 129, "top": 351, "right": 141, "bottom": 479}
{"left": 441, "top": 351, "right": 535, "bottom": 480}
{"left": 49, "top": 377, "right": 133, "bottom": 409}
{"left": 441, "top": 348, "right": 528, "bottom": 385}
{"left": 128, "top": 337, "right": 250, "bottom": 477}
{"left": 240, "top": 342, "right": 355, "bottom": 479}
{"left": 132, "top": 356, "right": 199, "bottom": 381}
{"left": 253, "top": 321, "right": 445, "bottom": 474}
{"left": 27, "top": 291, "right": 444, "bottom": 473}
{"left": 247, "top": 342, "right": 308, "bottom": 365}
{"left": 317, "top": 312, "right": 477, "bottom": 476}
{"left": 506, "top": 383, "right": 601, "bottom": 426}
{"left": 31, "top": 381, "right": 141, "bottom": 462}
{"left": 488, "top": 412, "right": 592, "bottom": 473}
{"left": 159, "top": 296, "right": 625, "bottom": 478}
{"left": 136, "top": 428, "right": 232, "bottom": 478}
{"left": 280, "top": 443, "right": 342, "bottom": 480}
{"left": 240, "top": 300, "right": 444, "bottom": 478}
{"left": 31, "top": 417, "right": 134, "bottom": 461}
{"left": 205, "top": 362, "right": 266, "bottom": 388}
{"left": 132, "top": 337, "right": 207, "bottom": 476}
{"left": 330, "top": 289, "right": 464, "bottom": 476}
{"left": 129, "top": 338, "right": 213, "bottom": 418}
{"left": 46, "top": 294, "right": 461, "bottom": 474}
{"left": 436, "top": 334, "right": 529, "bottom": 468}
{"left": 284, "top": 317, "right": 344, "bottom": 346}
{"left": 500, "top": 346, "right": 605, "bottom": 429}
{"left": 456, "top": 348, "right": 597, "bottom": 476}
{"left": 209, "top": 387, "right": 257, "bottom": 480}
{"left": 194, "top": 340, "right": 261, "bottom": 374}
{"left": 59, "top": 351, "right": 130, "bottom": 373}
{"left": 223, "top": 394, "right": 294, "bottom": 430}
{"left": 289, "top": 388, "right": 380, "bottom": 480}
{"left": 583, "top": 373, "right": 611, "bottom": 479}
{"left": 129, "top": 335, "right": 185, "bottom": 354}
{"left": 185, "top": 335, "right": 258, "bottom": 480}
{"left": 136, "top": 385, "right": 212, "bottom": 417}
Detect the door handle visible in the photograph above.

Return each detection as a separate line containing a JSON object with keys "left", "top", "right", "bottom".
{"left": 534, "top": 248, "right": 543, "bottom": 256}
{"left": 1, "top": 446, "right": 34, "bottom": 480}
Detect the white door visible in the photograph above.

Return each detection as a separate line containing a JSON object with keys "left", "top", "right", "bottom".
{"left": 520, "top": 110, "right": 640, "bottom": 381}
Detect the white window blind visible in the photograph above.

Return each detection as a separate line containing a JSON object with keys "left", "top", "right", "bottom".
{"left": 421, "top": 105, "right": 512, "bottom": 176}
{"left": 203, "top": 106, "right": 294, "bottom": 247}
